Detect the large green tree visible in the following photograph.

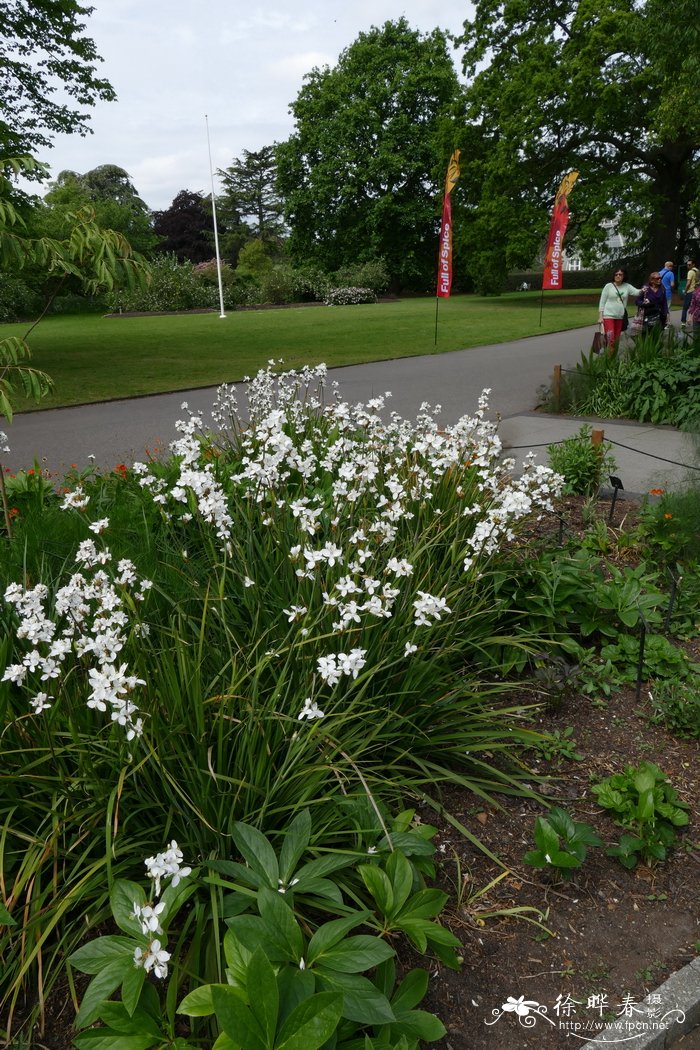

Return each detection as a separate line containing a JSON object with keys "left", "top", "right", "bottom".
{"left": 453, "top": 0, "right": 700, "bottom": 283}
{"left": 276, "top": 18, "right": 461, "bottom": 289}
{"left": 37, "top": 165, "right": 157, "bottom": 255}
{"left": 0, "top": 1, "right": 114, "bottom": 169}
{"left": 218, "top": 146, "right": 285, "bottom": 248}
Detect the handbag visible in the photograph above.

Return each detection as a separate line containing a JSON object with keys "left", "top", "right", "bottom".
{"left": 614, "top": 287, "right": 629, "bottom": 331}
{"left": 629, "top": 309, "right": 644, "bottom": 336}
{"left": 591, "top": 329, "right": 607, "bottom": 355}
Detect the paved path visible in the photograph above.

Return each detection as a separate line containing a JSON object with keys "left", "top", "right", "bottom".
{"left": 2, "top": 323, "right": 599, "bottom": 474}
{"left": 4, "top": 315, "right": 698, "bottom": 495}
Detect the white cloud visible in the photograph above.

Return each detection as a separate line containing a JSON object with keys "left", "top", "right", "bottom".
{"left": 27, "top": 0, "right": 473, "bottom": 209}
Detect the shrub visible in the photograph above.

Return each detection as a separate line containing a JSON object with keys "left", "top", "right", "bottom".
{"left": 0, "top": 275, "right": 41, "bottom": 322}
{"left": 105, "top": 253, "right": 219, "bottom": 312}
{"left": 648, "top": 678, "right": 700, "bottom": 738}
{"left": 324, "top": 286, "right": 377, "bottom": 305}
{"left": 332, "top": 259, "right": 389, "bottom": 295}
{"left": 547, "top": 424, "right": 616, "bottom": 496}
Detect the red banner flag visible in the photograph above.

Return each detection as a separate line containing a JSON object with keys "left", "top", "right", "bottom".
{"left": 436, "top": 150, "right": 461, "bottom": 298}
{"left": 542, "top": 171, "right": 579, "bottom": 290}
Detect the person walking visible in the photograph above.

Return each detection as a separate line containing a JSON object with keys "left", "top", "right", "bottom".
{"left": 686, "top": 283, "right": 700, "bottom": 340}
{"left": 681, "top": 258, "right": 698, "bottom": 327}
{"left": 636, "top": 272, "right": 669, "bottom": 332}
{"left": 597, "top": 266, "right": 641, "bottom": 350}
{"left": 658, "top": 261, "right": 675, "bottom": 310}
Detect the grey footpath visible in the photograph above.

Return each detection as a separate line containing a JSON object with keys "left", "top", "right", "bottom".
{"left": 4, "top": 313, "right": 699, "bottom": 496}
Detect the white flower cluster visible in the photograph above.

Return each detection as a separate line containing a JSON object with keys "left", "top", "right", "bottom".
{"left": 2, "top": 518, "right": 150, "bottom": 738}
{"left": 134, "top": 412, "right": 233, "bottom": 551}
{"left": 131, "top": 840, "right": 192, "bottom": 981}
{"left": 0, "top": 431, "right": 10, "bottom": 455}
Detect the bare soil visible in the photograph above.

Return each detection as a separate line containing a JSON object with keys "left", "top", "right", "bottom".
{"left": 418, "top": 496, "right": 700, "bottom": 1049}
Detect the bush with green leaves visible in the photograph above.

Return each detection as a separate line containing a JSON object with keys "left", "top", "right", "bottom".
{"left": 324, "top": 286, "right": 378, "bottom": 306}
{"left": 70, "top": 810, "right": 457, "bottom": 1048}
{"left": 0, "top": 274, "right": 41, "bottom": 322}
{"left": 547, "top": 424, "right": 616, "bottom": 496}
{"left": 0, "top": 367, "right": 561, "bottom": 1035}
{"left": 332, "top": 259, "right": 389, "bottom": 295}
{"left": 592, "top": 761, "right": 690, "bottom": 868}
{"left": 523, "top": 807, "right": 602, "bottom": 879}
{"left": 106, "top": 253, "right": 220, "bottom": 312}
{"left": 648, "top": 679, "right": 700, "bottom": 738}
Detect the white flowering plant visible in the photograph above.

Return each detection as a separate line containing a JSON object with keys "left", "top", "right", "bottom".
{"left": 0, "top": 364, "right": 562, "bottom": 1031}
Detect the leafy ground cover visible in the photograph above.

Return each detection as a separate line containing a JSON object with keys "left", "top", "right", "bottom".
{"left": 0, "top": 290, "right": 598, "bottom": 411}
{"left": 1, "top": 369, "right": 698, "bottom": 1049}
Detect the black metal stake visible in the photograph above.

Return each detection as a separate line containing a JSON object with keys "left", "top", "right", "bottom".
{"left": 608, "top": 475, "right": 624, "bottom": 524}
{"left": 636, "top": 619, "right": 647, "bottom": 700}
{"left": 664, "top": 570, "right": 679, "bottom": 633}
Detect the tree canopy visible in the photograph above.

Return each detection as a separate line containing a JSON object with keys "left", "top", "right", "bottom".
{"left": 276, "top": 18, "right": 461, "bottom": 289}
{"left": 218, "top": 146, "right": 285, "bottom": 247}
{"left": 37, "top": 165, "right": 157, "bottom": 255}
{"left": 0, "top": 1, "right": 114, "bottom": 167}
{"left": 152, "top": 190, "right": 214, "bottom": 263}
{"left": 453, "top": 0, "right": 700, "bottom": 282}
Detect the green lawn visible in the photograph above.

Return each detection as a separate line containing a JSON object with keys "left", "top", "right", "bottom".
{"left": 3, "top": 290, "right": 598, "bottom": 410}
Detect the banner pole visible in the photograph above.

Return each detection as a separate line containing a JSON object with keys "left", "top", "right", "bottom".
{"left": 539, "top": 287, "right": 545, "bottom": 327}
{"left": 434, "top": 297, "right": 440, "bottom": 347}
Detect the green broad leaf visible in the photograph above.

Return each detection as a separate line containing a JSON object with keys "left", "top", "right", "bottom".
{"left": 211, "top": 985, "right": 266, "bottom": 1050}
{"left": 0, "top": 901, "right": 16, "bottom": 926}
{"left": 523, "top": 850, "right": 548, "bottom": 868}
{"left": 171, "top": 1041, "right": 202, "bottom": 1050}
{"left": 549, "top": 851, "right": 581, "bottom": 869}
{"left": 316, "top": 970, "right": 395, "bottom": 1025}
{"left": 394, "top": 917, "right": 428, "bottom": 952}
{"left": 391, "top": 968, "right": 429, "bottom": 1012}
{"left": 357, "top": 864, "right": 393, "bottom": 916}
{"left": 94, "top": 1003, "right": 161, "bottom": 1037}
{"left": 636, "top": 790, "right": 656, "bottom": 823}
{"left": 75, "top": 958, "right": 135, "bottom": 1028}
{"left": 546, "top": 808, "right": 576, "bottom": 842}
{"left": 227, "top": 915, "right": 289, "bottom": 964}
{"left": 121, "top": 962, "right": 146, "bottom": 1017}
{"left": 393, "top": 888, "right": 447, "bottom": 922}
{"left": 69, "top": 936, "right": 135, "bottom": 975}
{"left": 307, "top": 911, "right": 370, "bottom": 965}
{"left": 276, "top": 991, "right": 344, "bottom": 1050}
{"left": 158, "top": 871, "right": 197, "bottom": 926}
{"left": 379, "top": 832, "right": 435, "bottom": 858}
{"left": 207, "top": 858, "right": 265, "bottom": 889}
{"left": 534, "top": 817, "right": 561, "bottom": 857}
{"left": 111, "top": 879, "right": 146, "bottom": 934}
{"left": 247, "top": 947, "right": 279, "bottom": 1043}
{"left": 312, "top": 936, "right": 394, "bottom": 973}
{"left": 232, "top": 821, "right": 279, "bottom": 887}
{"left": 277, "top": 967, "right": 316, "bottom": 1025}
{"left": 213, "top": 1033, "right": 242, "bottom": 1050}
{"left": 257, "top": 887, "right": 303, "bottom": 960}
{"left": 634, "top": 767, "right": 660, "bottom": 794}
{"left": 178, "top": 984, "right": 222, "bottom": 1017}
{"left": 294, "top": 853, "right": 359, "bottom": 883}
{"left": 384, "top": 851, "right": 414, "bottom": 916}
{"left": 223, "top": 928, "right": 254, "bottom": 981}
{"left": 293, "top": 877, "right": 343, "bottom": 905}
{"left": 72, "top": 1031, "right": 157, "bottom": 1050}
{"left": 392, "top": 1007, "right": 447, "bottom": 1041}
{"left": 278, "top": 810, "right": 312, "bottom": 882}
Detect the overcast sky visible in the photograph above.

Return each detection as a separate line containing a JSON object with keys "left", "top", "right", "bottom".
{"left": 34, "top": 1, "right": 474, "bottom": 211}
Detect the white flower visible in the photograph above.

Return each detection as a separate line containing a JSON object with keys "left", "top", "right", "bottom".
{"left": 144, "top": 841, "right": 192, "bottom": 897}
{"left": 243, "top": 576, "right": 255, "bottom": 588}
{"left": 88, "top": 518, "right": 110, "bottom": 535}
{"left": 30, "top": 692, "right": 53, "bottom": 713}
{"left": 133, "top": 900, "right": 166, "bottom": 935}
{"left": 133, "top": 938, "right": 171, "bottom": 979}
{"left": 298, "top": 697, "right": 325, "bottom": 721}
{"left": 404, "top": 642, "right": 418, "bottom": 656}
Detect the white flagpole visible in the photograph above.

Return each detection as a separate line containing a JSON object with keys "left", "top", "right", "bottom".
{"left": 205, "top": 114, "right": 226, "bottom": 319}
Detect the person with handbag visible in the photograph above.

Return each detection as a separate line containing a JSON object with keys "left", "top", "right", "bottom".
{"left": 636, "top": 272, "right": 669, "bottom": 333}
{"left": 597, "top": 266, "right": 641, "bottom": 351}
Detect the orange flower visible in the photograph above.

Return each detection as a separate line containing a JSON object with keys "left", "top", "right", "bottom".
{"left": 664, "top": 513, "right": 673, "bottom": 520}
{"left": 649, "top": 487, "right": 664, "bottom": 495}
{"left": 114, "top": 464, "right": 128, "bottom": 477}
{"left": 9, "top": 507, "right": 19, "bottom": 518}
